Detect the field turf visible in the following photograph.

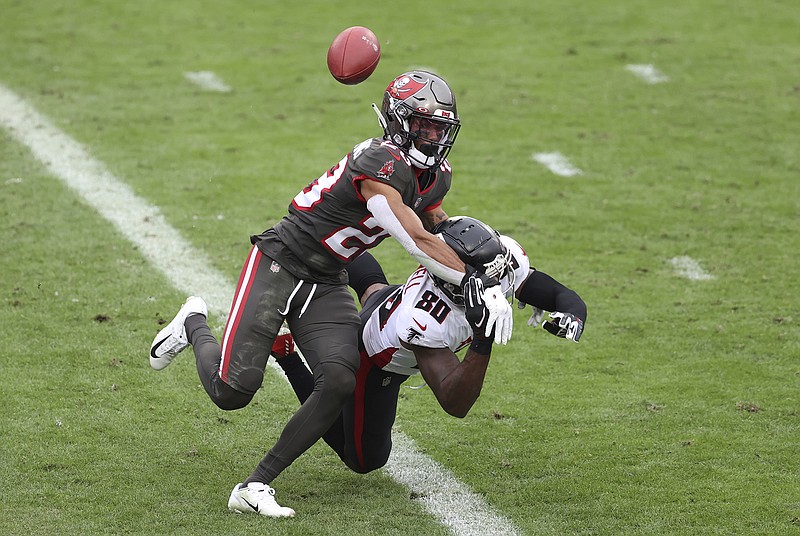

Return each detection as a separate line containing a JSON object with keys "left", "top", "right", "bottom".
{"left": 1, "top": 1, "right": 798, "bottom": 534}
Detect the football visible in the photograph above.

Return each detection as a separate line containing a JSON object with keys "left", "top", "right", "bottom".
{"left": 326, "top": 26, "right": 381, "bottom": 85}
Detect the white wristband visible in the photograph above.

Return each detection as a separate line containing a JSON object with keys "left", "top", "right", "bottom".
{"left": 366, "top": 194, "right": 464, "bottom": 284}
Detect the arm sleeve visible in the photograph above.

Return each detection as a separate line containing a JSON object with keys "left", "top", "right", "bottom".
{"left": 366, "top": 194, "right": 464, "bottom": 285}
{"left": 517, "top": 270, "right": 587, "bottom": 322}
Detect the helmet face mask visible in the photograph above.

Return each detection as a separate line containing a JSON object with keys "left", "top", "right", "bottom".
{"left": 378, "top": 71, "right": 460, "bottom": 168}
{"left": 407, "top": 112, "right": 459, "bottom": 159}
{"left": 429, "top": 217, "right": 514, "bottom": 306}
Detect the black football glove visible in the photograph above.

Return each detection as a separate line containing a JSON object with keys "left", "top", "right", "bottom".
{"left": 460, "top": 267, "right": 499, "bottom": 292}
{"left": 463, "top": 274, "right": 489, "bottom": 336}
{"left": 542, "top": 312, "right": 584, "bottom": 342}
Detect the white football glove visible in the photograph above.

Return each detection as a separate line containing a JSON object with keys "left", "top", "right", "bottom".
{"left": 482, "top": 285, "right": 513, "bottom": 345}
{"left": 542, "top": 311, "right": 584, "bottom": 343}
{"left": 518, "top": 301, "right": 546, "bottom": 328}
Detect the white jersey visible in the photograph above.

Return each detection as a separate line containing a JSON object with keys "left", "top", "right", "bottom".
{"left": 361, "top": 236, "right": 530, "bottom": 376}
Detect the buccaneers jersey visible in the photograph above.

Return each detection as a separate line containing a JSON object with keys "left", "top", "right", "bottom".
{"left": 252, "top": 137, "right": 452, "bottom": 283}
{"left": 361, "top": 237, "right": 531, "bottom": 376}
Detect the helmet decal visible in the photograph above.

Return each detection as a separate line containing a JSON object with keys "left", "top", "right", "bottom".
{"left": 387, "top": 75, "right": 426, "bottom": 99}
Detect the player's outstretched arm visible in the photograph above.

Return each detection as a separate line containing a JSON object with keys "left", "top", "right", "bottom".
{"left": 516, "top": 269, "right": 587, "bottom": 342}
{"left": 408, "top": 276, "right": 498, "bottom": 418}
{"left": 361, "top": 180, "right": 465, "bottom": 284}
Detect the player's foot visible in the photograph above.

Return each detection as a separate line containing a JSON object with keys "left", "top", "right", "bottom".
{"left": 149, "top": 296, "right": 207, "bottom": 370}
{"left": 228, "top": 482, "right": 296, "bottom": 518}
{"left": 270, "top": 328, "right": 295, "bottom": 360}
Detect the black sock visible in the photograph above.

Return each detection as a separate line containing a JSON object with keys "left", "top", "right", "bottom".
{"left": 276, "top": 352, "right": 315, "bottom": 404}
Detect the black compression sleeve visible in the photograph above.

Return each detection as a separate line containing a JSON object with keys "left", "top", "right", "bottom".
{"left": 517, "top": 270, "right": 587, "bottom": 321}
{"left": 346, "top": 252, "right": 390, "bottom": 300}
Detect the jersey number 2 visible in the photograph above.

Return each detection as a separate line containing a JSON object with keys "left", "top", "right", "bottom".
{"left": 293, "top": 156, "right": 390, "bottom": 261}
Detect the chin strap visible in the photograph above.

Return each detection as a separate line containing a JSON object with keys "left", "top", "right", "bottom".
{"left": 408, "top": 146, "right": 436, "bottom": 169}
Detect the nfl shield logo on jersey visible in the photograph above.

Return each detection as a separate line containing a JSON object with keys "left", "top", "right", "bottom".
{"left": 270, "top": 261, "right": 281, "bottom": 273}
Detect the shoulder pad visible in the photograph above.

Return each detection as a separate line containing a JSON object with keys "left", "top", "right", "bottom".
{"left": 350, "top": 138, "right": 415, "bottom": 184}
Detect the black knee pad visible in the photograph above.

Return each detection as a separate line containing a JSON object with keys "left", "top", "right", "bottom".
{"left": 318, "top": 362, "right": 357, "bottom": 401}
{"left": 344, "top": 444, "right": 390, "bottom": 474}
{"left": 210, "top": 377, "right": 254, "bottom": 411}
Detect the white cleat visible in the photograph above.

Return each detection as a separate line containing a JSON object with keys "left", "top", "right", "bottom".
{"left": 228, "top": 482, "right": 296, "bottom": 518}
{"left": 149, "top": 296, "right": 207, "bottom": 370}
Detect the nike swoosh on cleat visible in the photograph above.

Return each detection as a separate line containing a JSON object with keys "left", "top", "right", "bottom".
{"left": 242, "top": 497, "right": 259, "bottom": 513}
{"left": 150, "top": 338, "right": 168, "bottom": 359}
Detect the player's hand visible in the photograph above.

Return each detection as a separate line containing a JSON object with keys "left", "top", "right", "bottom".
{"left": 517, "top": 301, "right": 546, "bottom": 327}
{"left": 482, "top": 284, "right": 512, "bottom": 345}
{"left": 463, "top": 273, "right": 489, "bottom": 335}
{"left": 542, "top": 312, "right": 584, "bottom": 343}
{"left": 462, "top": 270, "right": 513, "bottom": 344}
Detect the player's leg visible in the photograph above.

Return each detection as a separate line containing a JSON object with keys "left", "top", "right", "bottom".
{"left": 185, "top": 314, "right": 250, "bottom": 410}
{"left": 341, "top": 356, "right": 407, "bottom": 473}
{"left": 346, "top": 251, "right": 390, "bottom": 305}
{"left": 349, "top": 282, "right": 410, "bottom": 472}
{"left": 271, "top": 332, "right": 315, "bottom": 404}
{"left": 329, "top": 283, "right": 407, "bottom": 472}
{"left": 244, "top": 283, "right": 361, "bottom": 485}
{"left": 271, "top": 286, "right": 406, "bottom": 473}
{"left": 188, "top": 246, "right": 296, "bottom": 410}
{"left": 272, "top": 344, "right": 351, "bottom": 463}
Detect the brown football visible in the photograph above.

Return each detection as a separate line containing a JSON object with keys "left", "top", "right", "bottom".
{"left": 327, "top": 26, "right": 381, "bottom": 85}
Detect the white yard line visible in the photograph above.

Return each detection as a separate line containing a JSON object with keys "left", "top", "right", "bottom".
{"left": 625, "top": 64, "right": 669, "bottom": 84}
{"left": 0, "top": 86, "right": 233, "bottom": 314}
{"left": 533, "top": 152, "right": 583, "bottom": 177}
{"left": 184, "top": 71, "right": 232, "bottom": 92}
{"left": 669, "top": 256, "right": 715, "bottom": 281}
{"left": 0, "top": 83, "right": 519, "bottom": 536}
{"left": 387, "top": 434, "right": 520, "bottom": 536}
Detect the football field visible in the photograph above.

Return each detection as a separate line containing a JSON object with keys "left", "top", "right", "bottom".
{"left": 2, "top": 1, "right": 799, "bottom": 535}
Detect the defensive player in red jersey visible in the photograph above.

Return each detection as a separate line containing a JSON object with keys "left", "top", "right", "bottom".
{"left": 272, "top": 216, "right": 587, "bottom": 474}
{"left": 148, "top": 72, "right": 514, "bottom": 517}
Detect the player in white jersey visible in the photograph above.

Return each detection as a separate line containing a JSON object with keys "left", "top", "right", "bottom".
{"left": 271, "top": 216, "right": 587, "bottom": 474}
{"left": 359, "top": 238, "right": 526, "bottom": 379}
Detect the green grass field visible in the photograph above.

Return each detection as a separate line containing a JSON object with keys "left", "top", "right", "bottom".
{"left": 2, "top": 1, "right": 799, "bottom": 534}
